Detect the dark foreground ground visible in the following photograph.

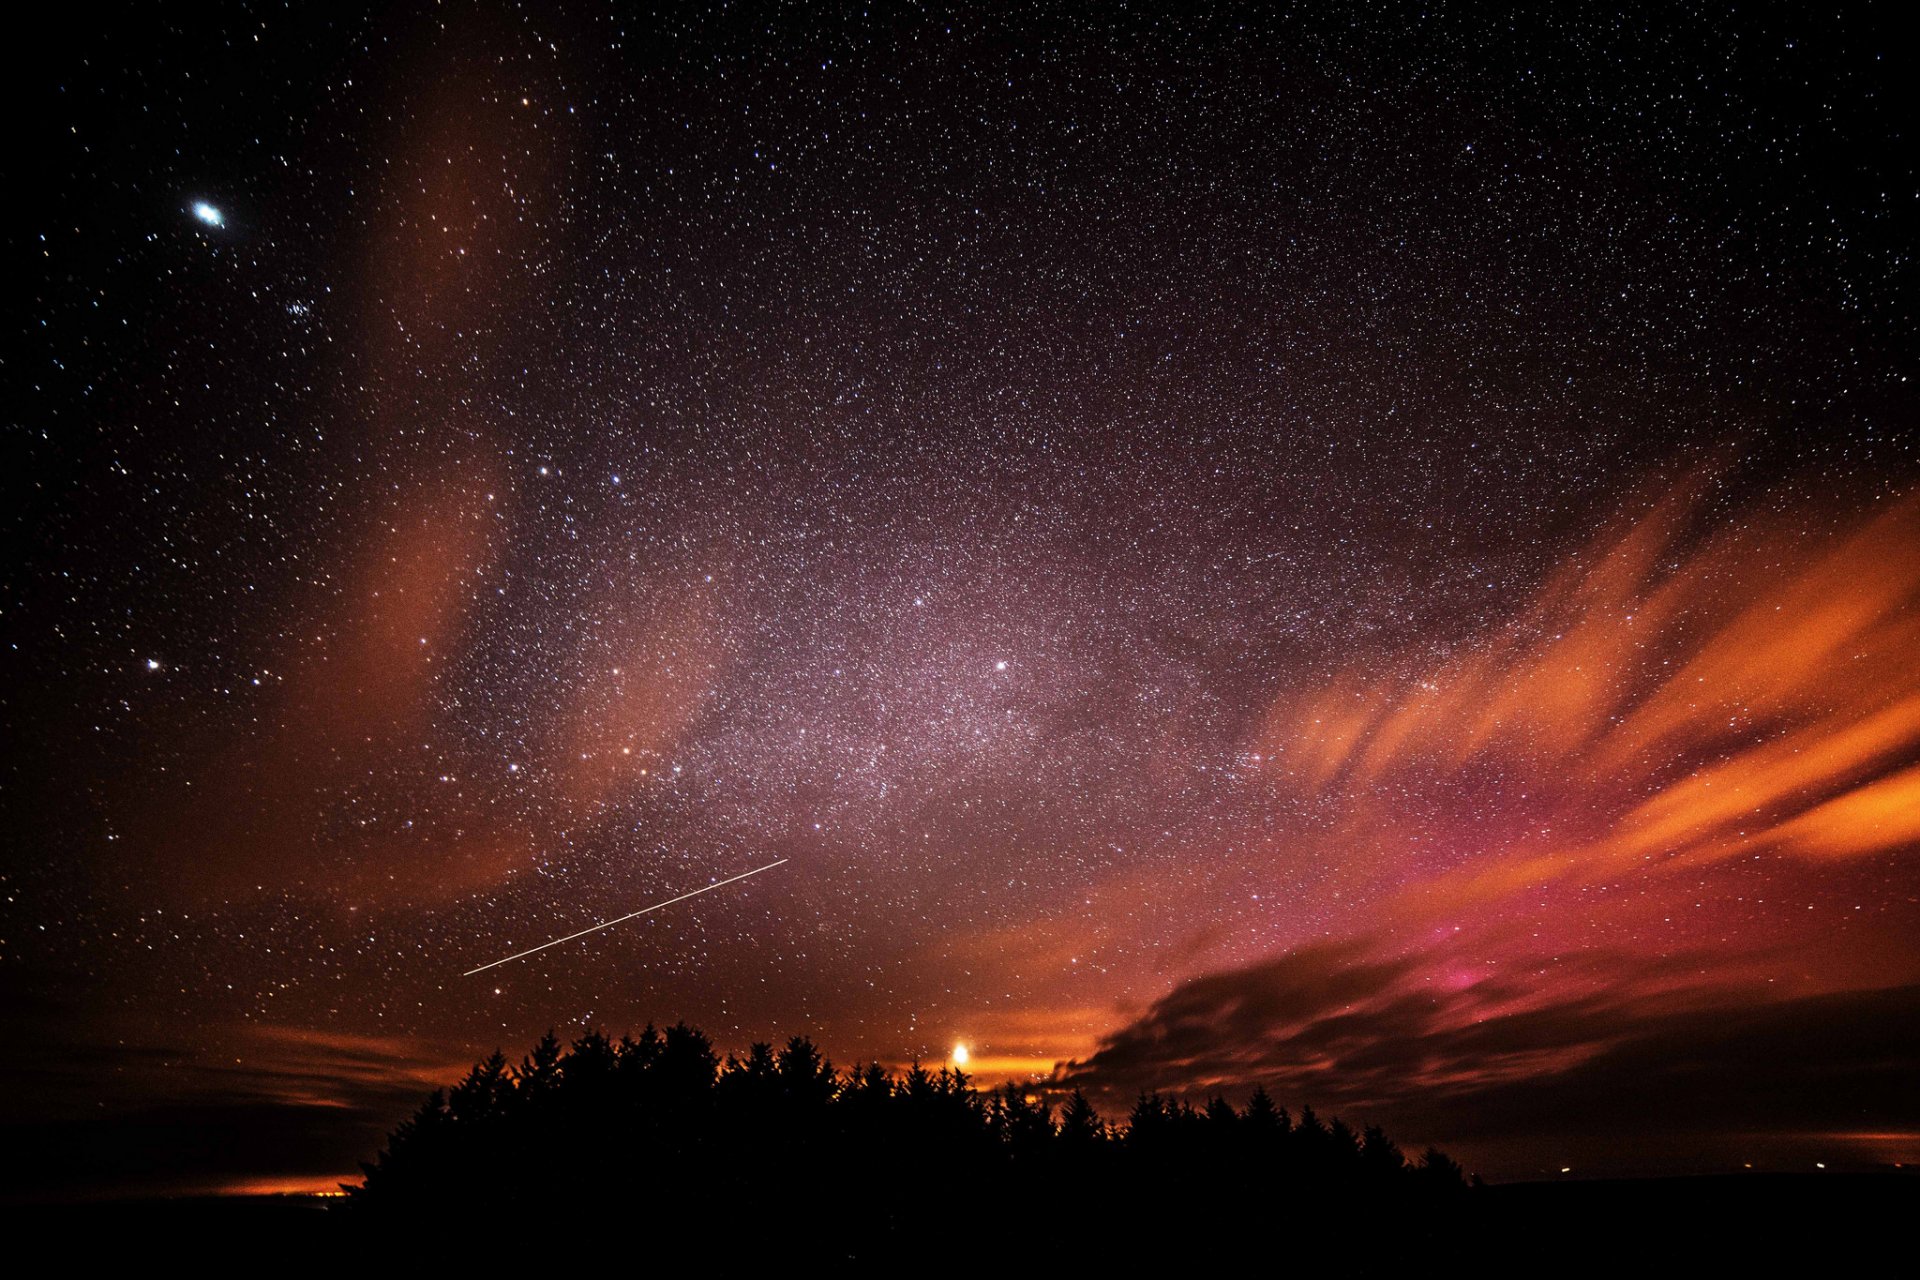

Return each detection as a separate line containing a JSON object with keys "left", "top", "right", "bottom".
{"left": 1485, "top": 1173, "right": 1915, "bottom": 1272}
{"left": 6, "top": 1172, "right": 1912, "bottom": 1272}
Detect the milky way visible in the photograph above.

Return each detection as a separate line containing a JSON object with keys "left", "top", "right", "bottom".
{"left": 6, "top": 4, "right": 1918, "bottom": 1195}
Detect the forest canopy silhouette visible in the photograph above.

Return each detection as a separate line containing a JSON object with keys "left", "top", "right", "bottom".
{"left": 345, "top": 1023, "right": 1469, "bottom": 1261}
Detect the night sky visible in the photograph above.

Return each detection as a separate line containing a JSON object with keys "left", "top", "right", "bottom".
{"left": 6, "top": 2, "right": 1919, "bottom": 1198}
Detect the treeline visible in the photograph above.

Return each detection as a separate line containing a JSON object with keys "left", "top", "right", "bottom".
{"left": 347, "top": 1024, "right": 1470, "bottom": 1262}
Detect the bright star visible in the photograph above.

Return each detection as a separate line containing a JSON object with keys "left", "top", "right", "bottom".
{"left": 191, "top": 201, "right": 224, "bottom": 228}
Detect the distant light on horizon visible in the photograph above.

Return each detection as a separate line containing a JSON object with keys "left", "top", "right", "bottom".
{"left": 16, "top": 4, "right": 1919, "bottom": 1202}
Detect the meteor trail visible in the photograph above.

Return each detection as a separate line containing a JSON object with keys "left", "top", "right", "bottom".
{"left": 462, "top": 858, "right": 789, "bottom": 976}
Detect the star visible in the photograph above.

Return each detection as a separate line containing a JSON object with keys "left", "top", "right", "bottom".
{"left": 15, "top": 3, "right": 1919, "bottom": 1201}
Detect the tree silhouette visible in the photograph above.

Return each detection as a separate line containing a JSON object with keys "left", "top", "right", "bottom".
{"left": 347, "top": 1021, "right": 1470, "bottom": 1264}
{"left": 1059, "top": 1088, "right": 1104, "bottom": 1147}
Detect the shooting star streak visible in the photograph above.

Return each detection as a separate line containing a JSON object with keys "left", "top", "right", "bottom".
{"left": 462, "top": 858, "right": 789, "bottom": 976}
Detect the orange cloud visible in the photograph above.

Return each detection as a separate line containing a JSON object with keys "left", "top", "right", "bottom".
{"left": 1247, "top": 485, "right": 1920, "bottom": 909}
{"left": 555, "top": 586, "right": 730, "bottom": 809}
{"left": 129, "top": 472, "right": 515, "bottom": 901}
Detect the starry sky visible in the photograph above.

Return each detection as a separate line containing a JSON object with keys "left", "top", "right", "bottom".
{"left": 6, "top": 2, "right": 1919, "bottom": 1197}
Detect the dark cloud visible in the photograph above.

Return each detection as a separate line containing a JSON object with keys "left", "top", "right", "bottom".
{"left": 0, "top": 1026, "right": 464, "bottom": 1200}
{"left": 1059, "top": 943, "right": 1920, "bottom": 1177}
{"left": 2, "top": 1097, "right": 403, "bottom": 1200}
{"left": 9, "top": 3, "right": 1919, "bottom": 1197}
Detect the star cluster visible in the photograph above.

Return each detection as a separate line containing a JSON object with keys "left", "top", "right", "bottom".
{"left": 5, "top": 3, "right": 1917, "bottom": 1194}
